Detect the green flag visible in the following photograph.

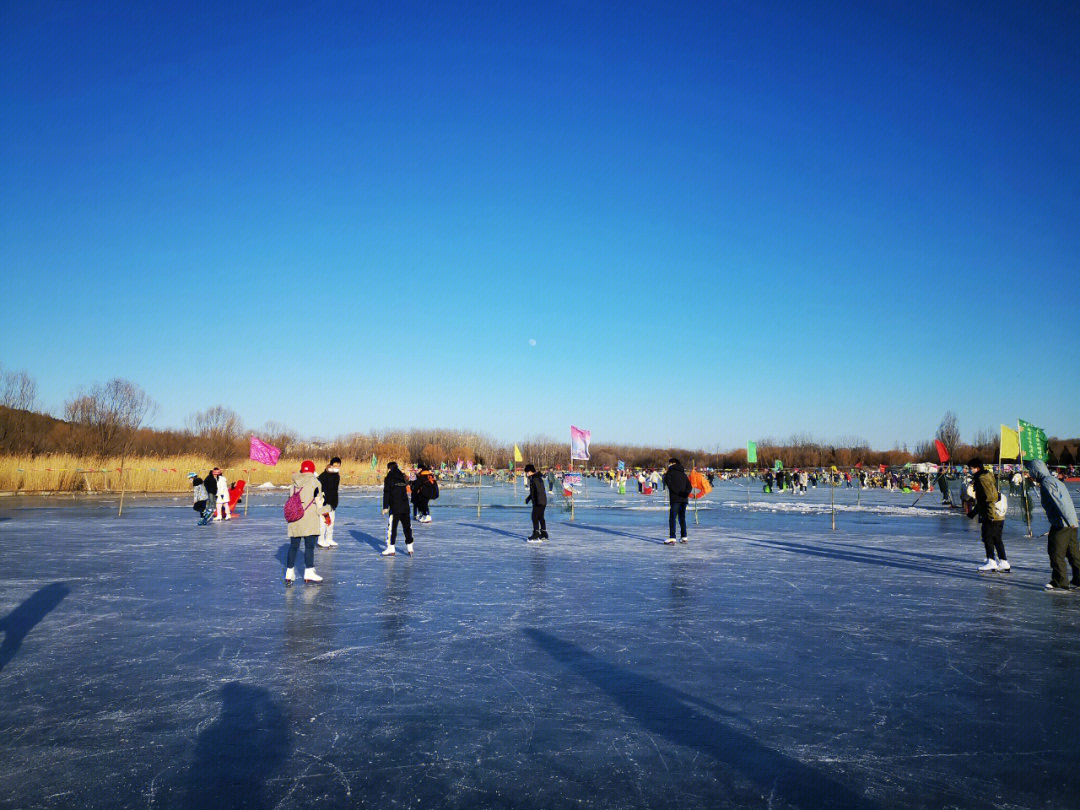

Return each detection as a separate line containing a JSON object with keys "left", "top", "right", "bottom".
{"left": 774, "top": 459, "right": 783, "bottom": 471}
{"left": 370, "top": 454, "right": 378, "bottom": 471}
{"left": 1018, "top": 419, "right": 1049, "bottom": 462}
{"left": 746, "top": 441, "right": 757, "bottom": 464}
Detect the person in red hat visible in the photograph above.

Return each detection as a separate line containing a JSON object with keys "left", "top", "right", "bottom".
{"left": 284, "top": 459, "right": 330, "bottom": 584}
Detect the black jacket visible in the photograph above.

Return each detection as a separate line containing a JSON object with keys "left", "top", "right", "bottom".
{"left": 204, "top": 471, "right": 219, "bottom": 497}
{"left": 412, "top": 471, "right": 437, "bottom": 503}
{"left": 317, "top": 471, "right": 340, "bottom": 510}
{"left": 526, "top": 473, "right": 547, "bottom": 506}
{"left": 383, "top": 468, "right": 410, "bottom": 514}
{"left": 663, "top": 464, "right": 692, "bottom": 504}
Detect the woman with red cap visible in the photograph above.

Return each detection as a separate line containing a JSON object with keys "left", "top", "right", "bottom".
{"left": 285, "top": 459, "right": 330, "bottom": 584}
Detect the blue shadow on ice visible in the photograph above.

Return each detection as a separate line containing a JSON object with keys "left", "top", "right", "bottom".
{"left": 183, "top": 682, "right": 290, "bottom": 809}
{"left": 0, "top": 582, "right": 70, "bottom": 673}
{"left": 457, "top": 522, "right": 522, "bottom": 541}
{"left": 349, "top": 529, "right": 386, "bottom": 553}
{"left": 570, "top": 521, "right": 666, "bottom": 546}
{"left": 525, "top": 628, "right": 875, "bottom": 810}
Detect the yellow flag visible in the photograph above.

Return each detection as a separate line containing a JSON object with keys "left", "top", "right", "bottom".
{"left": 830, "top": 465, "right": 838, "bottom": 473}
{"left": 1000, "top": 425, "right": 1020, "bottom": 460}
{"left": 513, "top": 444, "right": 523, "bottom": 463}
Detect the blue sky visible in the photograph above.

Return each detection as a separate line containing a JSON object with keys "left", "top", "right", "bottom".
{"left": 2, "top": 1, "right": 1078, "bottom": 449}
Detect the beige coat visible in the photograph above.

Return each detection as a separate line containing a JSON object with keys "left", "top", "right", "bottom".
{"left": 286, "top": 471, "right": 328, "bottom": 537}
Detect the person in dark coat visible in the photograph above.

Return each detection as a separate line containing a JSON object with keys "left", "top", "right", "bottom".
{"left": 381, "top": 462, "right": 413, "bottom": 556}
{"left": 524, "top": 464, "right": 548, "bottom": 543}
{"left": 316, "top": 457, "right": 341, "bottom": 548}
{"left": 662, "top": 458, "right": 692, "bottom": 545}
{"left": 412, "top": 464, "right": 437, "bottom": 524}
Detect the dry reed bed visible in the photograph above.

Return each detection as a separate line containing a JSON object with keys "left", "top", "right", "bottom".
{"left": 0, "top": 455, "right": 386, "bottom": 493}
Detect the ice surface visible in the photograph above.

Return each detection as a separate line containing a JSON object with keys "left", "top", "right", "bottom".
{"left": 2, "top": 481, "right": 1080, "bottom": 809}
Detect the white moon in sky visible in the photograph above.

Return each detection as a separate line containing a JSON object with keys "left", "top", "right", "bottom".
{"left": 528, "top": 339, "right": 537, "bottom": 346}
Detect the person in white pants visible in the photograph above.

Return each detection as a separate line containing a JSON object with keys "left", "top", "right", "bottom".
{"left": 317, "top": 457, "right": 341, "bottom": 548}
{"left": 215, "top": 471, "right": 230, "bottom": 520}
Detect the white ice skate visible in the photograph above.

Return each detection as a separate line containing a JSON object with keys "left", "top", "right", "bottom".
{"left": 997, "top": 560, "right": 1011, "bottom": 572}
{"left": 406, "top": 542, "right": 414, "bottom": 556}
{"left": 284, "top": 567, "right": 296, "bottom": 584}
{"left": 382, "top": 544, "right": 396, "bottom": 557}
{"left": 664, "top": 538, "right": 676, "bottom": 545}
{"left": 978, "top": 558, "right": 999, "bottom": 572}
{"left": 326, "top": 538, "right": 338, "bottom": 547}
{"left": 317, "top": 540, "right": 332, "bottom": 548}
{"left": 304, "top": 568, "right": 323, "bottom": 583}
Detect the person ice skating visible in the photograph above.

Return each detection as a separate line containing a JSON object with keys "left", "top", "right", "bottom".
{"left": 190, "top": 473, "right": 212, "bottom": 523}
{"left": 524, "top": 464, "right": 548, "bottom": 543}
{"left": 202, "top": 468, "right": 229, "bottom": 521}
{"left": 382, "top": 461, "right": 414, "bottom": 556}
{"left": 412, "top": 464, "right": 438, "bottom": 524}
{"left": 316, "top": 457, "right": 340, "bottom": 548}
{"left": 662, "top": 458, "right": 692, "bottom": 545}
{"left": 284, "top": 460, "right": 329, "bottom": 584}
{"left": 967, "top": 459, "right": 1010, "bottom": 572}
{"left": 1026, "top": 460, "right": 1080, "bottom": 592}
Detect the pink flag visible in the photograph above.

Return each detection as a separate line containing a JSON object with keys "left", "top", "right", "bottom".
{"left": 249, "top": 436, "right": 281, "bottom": 466}
{"left": 571, "top": 425, "right": 591, "bottom": 461}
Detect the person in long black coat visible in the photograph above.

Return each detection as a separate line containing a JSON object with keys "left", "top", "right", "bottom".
{"left": 524, "top": 464, "right": 548, "bottom": 542}
{"left": 381, "top": 462, "right": 414, "bottom": 556}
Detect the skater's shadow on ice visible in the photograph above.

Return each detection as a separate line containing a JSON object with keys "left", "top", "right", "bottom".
{"left": 182, "top": 682, "right": 290, "bottom": 810}
{"left": 747, "top": 537, "right": 1042, "bottom": 591}
{"left": 349, "top": 529, "right": 386, "bottom": 553}
{"left": 0, "top": 582, "right": 70, "bottom": 673}
{"left": 457, "top": 522, "right": 521, "bottom": 541}
{"left": 571, "top": 522, "right": 666, "bottom": 546}
{"left": 274, "top": 542, "right": 290, "bottom": 568}
{"left": 526, "top": 629, "right": 875, "bottom": 810}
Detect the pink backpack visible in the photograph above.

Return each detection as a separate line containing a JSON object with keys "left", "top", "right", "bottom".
{"left": 283, "top": 488, "right": 314, "bottom": 523}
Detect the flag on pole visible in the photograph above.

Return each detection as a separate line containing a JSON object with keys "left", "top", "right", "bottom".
{"left": 746, "top": 441, "right": 757, "bottom": 464}
{"left": 617, "top": 460, "right": 625, "bottom": 471}
{"left": 570, "top": 426, "right": 591, "bottom": 461}
{"left": 249, "top": 436, "right": 281, "bottom": 466}
{"left": 370, "top": 454, "right": 378, "bottom": 471}
{"left": 1000, "top": 425, "right": 1020, "bottom": 460}
{"left": 513, "top": 444, "right": 523, "bottom": 463}
{"left": 773, "top": 459, "right": 783, "bottom": 471}
{"left": 1018, "top": 419, "right": 1049, "bottom": 461}
{"left": 934, "top": 439, "right": 950, "bottom": 464}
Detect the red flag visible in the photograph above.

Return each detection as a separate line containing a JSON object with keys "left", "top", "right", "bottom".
{"left": 879, "top": 463, "right": 888, "bottom": 473}
{"left": 855, "top": 462, "right": 863, "bottom": 469}
{"left": 934, "top": 439, "right": 950, "bottom": 463}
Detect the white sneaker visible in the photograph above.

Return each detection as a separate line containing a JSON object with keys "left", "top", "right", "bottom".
{"left": 978, "top": 558, "right": 999, "bottom": 572}
{"left": 997, "top": 560, "right": 1011, "bottom": 572}
{"left": 406, "top": 542, "right": 414, "bottom": 556}
{"left": 664, "top": 538, "right": 676, "bottom": 545}
{"left": 304, "top": 568, "right": 323, "bottom": 583}
{"left": 382, "top": 545, "right": 396, "bottom": 556}
{"left": 285, "top": 567, "right": 296, "bottom": 584}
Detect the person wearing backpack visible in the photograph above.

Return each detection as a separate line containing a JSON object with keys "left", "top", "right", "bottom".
{"left": 662, "top": 458, "right": 693, "bottom": 545}
{"left": 968, "top": 459, "right": 1010, "bottom": 573}
{"left": 412, "top": 463, "right": 438, "bottom": 524}
{"left": 381, "top": 461, "right": 414, "bottom": 556}
{"left": 284, "top": 460, "right": 329, "bottom": 584}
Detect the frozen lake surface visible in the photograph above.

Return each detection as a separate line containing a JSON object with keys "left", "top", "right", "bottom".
{"left": 2, "top": 480, "right": 1080, "bottom": 809}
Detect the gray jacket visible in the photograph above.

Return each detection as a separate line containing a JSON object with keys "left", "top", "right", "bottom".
{"left": 1026, "top": 460, "right": 1079, "bottom": 529}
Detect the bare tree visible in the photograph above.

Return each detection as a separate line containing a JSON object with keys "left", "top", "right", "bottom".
{"left": 186, "top": 406, "right": 245, "bottom": 462}
{"left": 0, "top": 365, "right": 37, "bottom": 411}
{"left": 260, "top": 421, "right": 298, "bottom": 454}
{"left": 936, "top": 411, "right": 960, "bottom": 461}
{"left": 64, "top": 378, "right": 158, "bottom": 460}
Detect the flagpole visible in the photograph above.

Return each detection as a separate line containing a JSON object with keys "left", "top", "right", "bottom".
{"left": 1019, "top": 420, "right": 1032, "bottom": 537}
{"left": 245, "top": 468, "right": 251, "bottom": 516}
{"left": 477, "top": 468, "right": 482, "bottom": 519}
{"left": 830, "top": 469, "right": 836, "bottom": 531}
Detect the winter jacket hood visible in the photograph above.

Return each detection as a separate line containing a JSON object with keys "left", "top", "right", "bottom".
{"left": 1027, "top": 460, "right": 1079, "bottom": 529}
{"left": 971, "top": 468, "right": 1003, "bottom": 522}
{"left": 383, "top": 467, "right": 411, "bottom": 513}
{"left": 663, "top": 463, "right": 693, "bottom": 503}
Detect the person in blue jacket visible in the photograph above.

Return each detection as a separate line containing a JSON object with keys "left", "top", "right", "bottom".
{"left": 1026, "top": 460, "right": 1080, "bottom": 591}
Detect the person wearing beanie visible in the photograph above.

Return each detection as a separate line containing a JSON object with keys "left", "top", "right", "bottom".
{"left": 382, "top": 461, "right": 414, "bottom": 556}
{"left": 662, "top": 458, "right": 693, "bottom": 544}
{"left": 966, "top": 458, "right": 1010, "bottom": 573}
{"left": 284, "top": 459, "right": 329, "bottom": 584}
{"left": 317, "top": 457, "right": 341, "bottom": 548}
{"left": 524, "top": 464, "right": 548, "bottom": 542}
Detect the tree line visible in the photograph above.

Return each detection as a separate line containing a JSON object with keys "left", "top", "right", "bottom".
{"left": 1, "top": 366, "right": 1076, "bottom": 470}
